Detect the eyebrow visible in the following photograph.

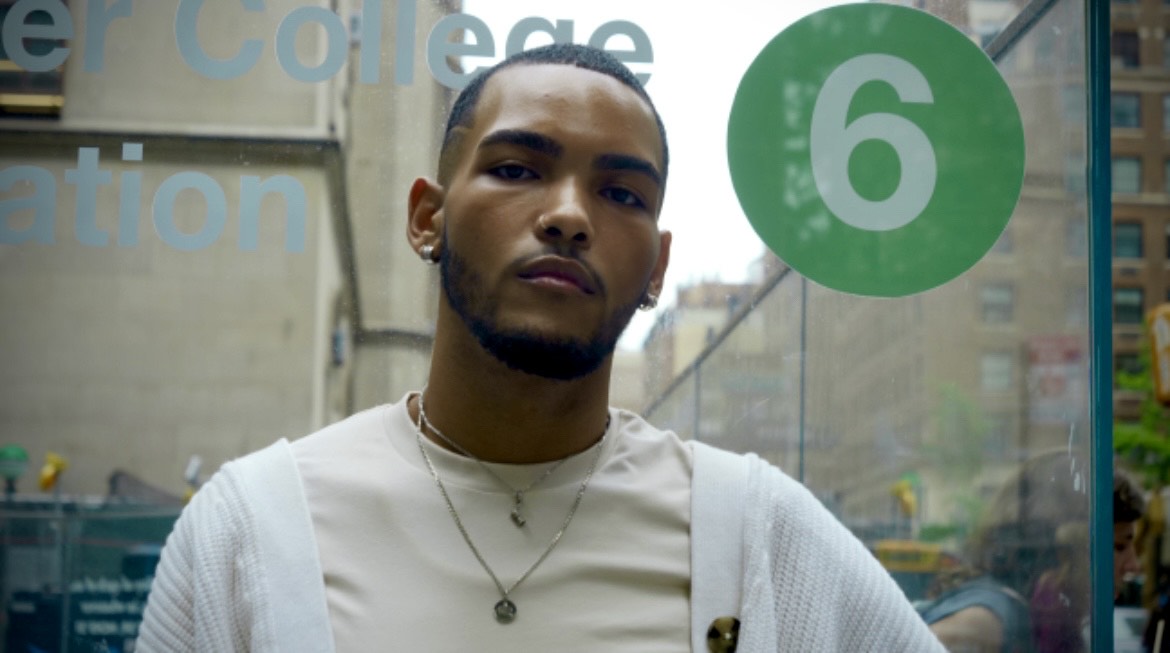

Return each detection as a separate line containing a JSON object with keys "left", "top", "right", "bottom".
{"left": 596, "top": 153, "right": 662, "bottom": 188}
{"left": 479, "top": 128, "right": 662, "bottom": 188}
{"left": 479, "top": 129, "right": 563, "bottom": 158}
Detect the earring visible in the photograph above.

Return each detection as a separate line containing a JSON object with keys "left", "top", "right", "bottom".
{"left": 419, "top": 244, "right": 437, "bottom": 264}
{"left": 639, "top": 293, "right": 658, "bottom": 311}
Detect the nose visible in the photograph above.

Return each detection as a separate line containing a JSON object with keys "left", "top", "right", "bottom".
{"left": 536, "top": 179, "right": 593, "bottom": 247}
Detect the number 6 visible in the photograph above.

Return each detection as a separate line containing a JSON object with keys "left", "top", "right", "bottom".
{"left": 810, "top": 54, "right": 937, "bottom": 232}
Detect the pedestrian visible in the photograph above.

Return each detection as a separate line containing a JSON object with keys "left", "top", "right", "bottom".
{"left": 136, "top": 43, "right": 944, "bottom": 652}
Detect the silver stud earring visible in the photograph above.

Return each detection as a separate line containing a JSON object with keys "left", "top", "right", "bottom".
{"left": 419, "top": 244, "right": 437, "bottom": 264}
{"left": 639, "top": 293, "right": 658, "bottom": 311}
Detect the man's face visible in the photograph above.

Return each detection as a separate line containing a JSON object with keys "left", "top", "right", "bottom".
{"left": 435, "top": 64, "right": 670, "bottom": 380}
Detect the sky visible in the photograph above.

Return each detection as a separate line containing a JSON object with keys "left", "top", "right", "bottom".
{"left": 460, "top": 0, "right": 848, "bottom": 349}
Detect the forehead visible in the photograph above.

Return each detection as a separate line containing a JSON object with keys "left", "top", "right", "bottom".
{"left": 469, "top": 64, "right": 663, "bottom": 165}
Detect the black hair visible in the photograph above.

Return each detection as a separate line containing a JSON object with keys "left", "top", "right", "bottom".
{"left": 437, "top": 43, "right": 669, "bottom": 186}
{"left": 1115, "top": 470, "right": 1145, "bottom": 523}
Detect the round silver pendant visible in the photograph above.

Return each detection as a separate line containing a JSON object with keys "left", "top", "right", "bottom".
{"left": 494, "top": 598, "right": 517, "bottom": 624}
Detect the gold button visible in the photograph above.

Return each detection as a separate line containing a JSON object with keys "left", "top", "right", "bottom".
{"left": 707, "top": 616, "right": 741, "bottom": 653}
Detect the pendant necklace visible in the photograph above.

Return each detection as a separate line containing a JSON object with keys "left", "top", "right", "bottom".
{"left": 419, "top": 392, "right": 605, "bottom": 527}
{"left": 412, "top": 392, "right": 608, "bottom": 624}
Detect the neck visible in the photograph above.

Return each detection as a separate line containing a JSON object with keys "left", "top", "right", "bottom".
{"left": 414, "top": 317, "right": 614, "bottom": 464}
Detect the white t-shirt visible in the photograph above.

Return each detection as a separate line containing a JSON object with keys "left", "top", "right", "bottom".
{"left": 291, "top": 396, "right": 693, "bottom": 652}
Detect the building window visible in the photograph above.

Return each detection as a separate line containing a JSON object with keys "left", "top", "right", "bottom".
{"left": 981, "top": 283, "right": 1015, "bottom": 323}
{"left": 1113, "top": 157, "right": 1142, "bottom": 194}
{"left": 1116, "top": 353, "right": 1143, "bottom": 376}
{"left": 0, "top": 0, "right": 65, "bottom": 118}
{"left": 981, "top": 352, "right": 1014, "bottom": 391}
{"left": 1114, "top": 222, "right": 1143, "bottom": 258}
{"left": 1113, "top": 31, "right": 1140, "bottom": 69}
{"left": 984, "top": 414, "right": 1013, "bottom": 459}
{"left": 1112, "top": 92, "right": 1141, "bottom": 128}
{"left": 1114, "top": 287, "right": 1145, "bottom": 325}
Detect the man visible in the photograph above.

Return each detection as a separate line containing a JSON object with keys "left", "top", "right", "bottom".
{"left": 137, "top": 44, "right": 943, "bottom": 652}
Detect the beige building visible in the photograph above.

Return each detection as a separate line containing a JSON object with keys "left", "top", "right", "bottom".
{"left": 1109, "top": 0, "right": 1170, "bottom": 420}
{"left": 0, "top": 0, "right": 451, "bottom": 496}
{"left": 641, "top": 280, "right": 758, "bottom": 402}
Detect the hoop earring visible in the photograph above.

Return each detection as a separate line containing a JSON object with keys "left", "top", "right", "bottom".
{"left": 419, "top": 244, "right": 438, "bottom": 264}
{"left": 638, "top": 293, "right": 658, "bottom": 311}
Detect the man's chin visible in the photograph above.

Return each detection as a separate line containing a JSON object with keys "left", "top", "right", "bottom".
{"left": 475, "top": 328, "right": 613, "bottom": 381}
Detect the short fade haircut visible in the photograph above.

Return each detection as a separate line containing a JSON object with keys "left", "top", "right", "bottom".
{"left": 437, "top": 43, "right": 669, "bottom": 188}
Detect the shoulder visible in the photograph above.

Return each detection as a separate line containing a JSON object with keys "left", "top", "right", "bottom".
{"left": 929, "top": 606, "right": 1006, "bottom": 653}
{"left": 695, "top": 445, "right": 946, "bottom": 651}
{"left": 288, "top": 403, "right": 393, "bottom": 461}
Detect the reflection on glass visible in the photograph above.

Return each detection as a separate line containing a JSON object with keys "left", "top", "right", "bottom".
{"left": 647, "top": 0, "right": 1099, "bottom": 649}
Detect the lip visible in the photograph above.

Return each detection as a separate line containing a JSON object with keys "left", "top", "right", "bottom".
{"left": 517, "top": 256, "right": 599, "bottom": 295}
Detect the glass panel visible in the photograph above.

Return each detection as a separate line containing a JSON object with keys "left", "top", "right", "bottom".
{"left": 648, "top": 2, "right": 1103, "bottom": 650}
{"left": 0, "top": 0, "right": 1105, "bottom": 650}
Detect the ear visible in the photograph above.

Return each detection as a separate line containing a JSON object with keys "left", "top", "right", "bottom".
{"left": 407, "top": 177, "right": 445, "bottom": 258}
{"left": 646, "top": 230, "right": 672, "bottom": 299}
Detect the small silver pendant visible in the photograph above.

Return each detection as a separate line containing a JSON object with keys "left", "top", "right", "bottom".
{"left": 494, "top": 598, "right": 517, "bottom": 624}
{"left": 510, "top": 492, "right": 526, "bottom": 527}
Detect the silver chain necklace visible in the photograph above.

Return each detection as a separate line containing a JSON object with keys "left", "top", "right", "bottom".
{"left": 418, "top": 392, "right": 594, "bottom": 527}
{"left": 412, "top": 393, "right": 609, "bottom": 624}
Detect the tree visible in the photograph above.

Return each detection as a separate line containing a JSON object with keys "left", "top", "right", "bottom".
{"left": 1114, "top": 342, "right": 1170, "bottom": 486}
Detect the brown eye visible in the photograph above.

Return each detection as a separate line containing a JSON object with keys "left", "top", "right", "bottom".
{"left": 601, "top": 186, "right": 645, "bottom": 208}
{"left": 490, "top": 164, "right": 536, "bottom": 181}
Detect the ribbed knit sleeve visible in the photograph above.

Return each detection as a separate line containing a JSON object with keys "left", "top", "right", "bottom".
{"left": 136, "top": 463, "right": 275, "bottom": 652}
{"left": 739, "top": 457, "right": 945, "bottom": 652}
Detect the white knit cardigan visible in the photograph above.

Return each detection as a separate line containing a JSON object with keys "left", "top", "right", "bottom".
{"left": 137, "top": 439, "right": 944, "bottom": 652}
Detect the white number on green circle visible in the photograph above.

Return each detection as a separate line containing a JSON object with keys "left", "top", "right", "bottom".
{"left": 810, "top": 53, "right": 937, "bottom": 232}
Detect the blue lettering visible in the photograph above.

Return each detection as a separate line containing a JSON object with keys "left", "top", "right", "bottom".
{"left": 1, "top": 0, "right": 73, "bottom": 72}
{"left": 393, "top": 0, "right": 416, "bottom": 86}
{"left": 274, "top": 5, "right": 347, "bottom": 83}
{"left": 82, "top": 0, "right": 132, "bottom": 72}
{"left": 357, "top": 0, "right": 382, "bottom": 85}
{"left": 63, "top": 147, "right": 113, "bottom": 247}
{"left": 0, "top": 166, "right": 56, "bottom": 244}
{"left": 588, "top": 20, "right": 653, "bottom": 85}
{"left": 118, "top": 143, "right": 142, "bottom": 246}
{"left": 239, "top": 175, "right": 306, "bottom": 252}
{"left": 152, "top": 172, "right": 227, "bottom": 251}
{"left": 174, "top": 0, "right": 263, "bottom": 80}
{"left": 427, "top": 13, "right": 495, "bottom": 90}
{"left": 505, "top": 18, "right": 573, "bottom": 57}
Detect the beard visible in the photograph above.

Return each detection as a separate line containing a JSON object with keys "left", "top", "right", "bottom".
{"left": 440, "top": 243, "right": 642, "bottom": 381}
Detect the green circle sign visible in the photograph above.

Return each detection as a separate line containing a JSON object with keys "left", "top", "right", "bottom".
{"left": 727, "top": 3, "right": 1024, "bottom": 297}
